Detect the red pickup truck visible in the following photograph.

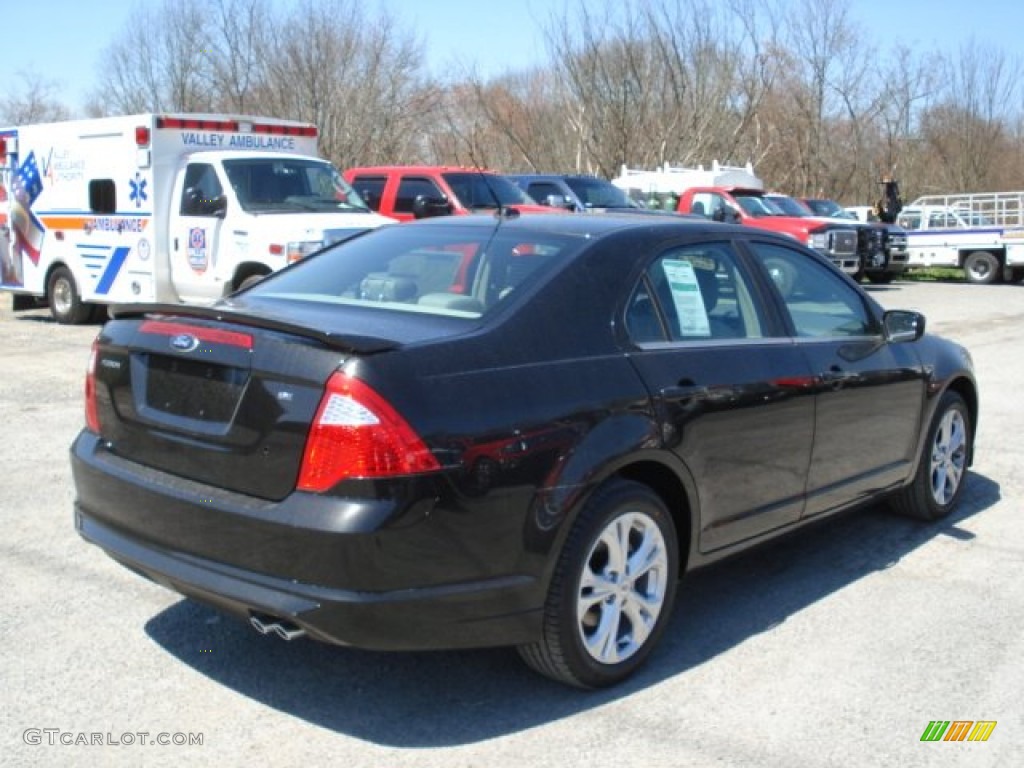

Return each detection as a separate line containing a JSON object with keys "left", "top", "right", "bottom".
{"left": 677, "top": 186, "right": 860, "bottom": 274}
{"left": 344, "top": 165, "right": 551, "bottom": 222}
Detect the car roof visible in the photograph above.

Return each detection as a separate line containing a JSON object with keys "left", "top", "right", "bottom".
{"left": 507, "top": 173, "right": 607, "bottom": 181}
{"left": 346, "top": 165, "right": 501, "bottom": 174}
{"left": 396, "top": 209, "right": 750, "bottom": 238}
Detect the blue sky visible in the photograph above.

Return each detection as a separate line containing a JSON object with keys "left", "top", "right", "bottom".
{"left": 5, "top": 0, "right": 1021, "bottom": 116}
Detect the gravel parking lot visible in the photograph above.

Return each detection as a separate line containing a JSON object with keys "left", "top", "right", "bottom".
{"left": 2, "top": 280, "right": 1021, "bottom": 768}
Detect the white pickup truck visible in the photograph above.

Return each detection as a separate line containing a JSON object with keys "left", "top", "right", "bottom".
{"left": 896, "top": 191, "right": 1024, "bottom": 284}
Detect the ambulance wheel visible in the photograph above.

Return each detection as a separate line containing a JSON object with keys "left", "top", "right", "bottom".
{"left": 48, "top": 267, "right": 91, "bottom": 325}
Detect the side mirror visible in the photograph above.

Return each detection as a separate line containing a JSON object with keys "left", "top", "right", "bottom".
{"left": 413, "top": 194, "right": 452, "bottom": 219}
{"left": 883, "top": 309, "right": 925, "bottom": 342}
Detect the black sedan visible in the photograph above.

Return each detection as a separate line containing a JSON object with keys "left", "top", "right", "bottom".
{"left": 72, "top": 213, "right": 977, "bottom": 689}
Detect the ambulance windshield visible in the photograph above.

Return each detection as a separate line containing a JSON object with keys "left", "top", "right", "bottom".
{"left": 223, "top": 158, "right": 372, "bottom": 214}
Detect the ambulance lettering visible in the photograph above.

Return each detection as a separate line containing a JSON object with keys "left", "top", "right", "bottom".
{"left": 181, "top": 132, "right": 224, "bottom": 148}
{"left": 188, "top": 227, "right": 208, "bottom": 273}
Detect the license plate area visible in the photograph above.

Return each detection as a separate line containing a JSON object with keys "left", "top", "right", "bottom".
{"left": 142, "top": 354, "right": 248, "bottom": 423}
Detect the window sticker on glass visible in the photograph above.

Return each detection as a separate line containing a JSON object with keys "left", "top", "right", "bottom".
{"left": 662, "top": 259, "right": 710, "bottom": 337}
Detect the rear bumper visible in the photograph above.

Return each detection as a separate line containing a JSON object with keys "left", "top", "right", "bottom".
{"left": 71, "top": 432, "right": 544, "bottom": 650}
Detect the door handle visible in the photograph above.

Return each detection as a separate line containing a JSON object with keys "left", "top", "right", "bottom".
{"left": 660, "top": 378, "right": 708, "bottom": 400}
{"left": 820, "top": 366, "right": 859, "bottom": 389}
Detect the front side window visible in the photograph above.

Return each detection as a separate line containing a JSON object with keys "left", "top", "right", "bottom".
{"left": 626, "top": 242, "right": 765, "bottom": 343}
{"left": 180, "top": 163, "right": 223, "bottom": 216}
{"left": 733, "top": 192, "right": 781, "bottom": 217}
{"left": 747, "top": 241, "right": 875, "bottom": 337}
{"left": 350, "top": 175, "right": 387, "bottom": 211}
{"left": 395, "top": 177, "right": 445, "bottom": 213}
{"left": 897, "top": 211, "right": 921, "bottom": 230}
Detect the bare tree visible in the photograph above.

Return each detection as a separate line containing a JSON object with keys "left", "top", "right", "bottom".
{"left": 1, "top": 72, "right": 70, "bottom": 124}
{"left": 208, "top": 0, "right": 272, "bottom": 113}
{"left": 92, "top": 0, "right": 214, "bottom": 112}
{"left": 534, "top": 0, "right": 783, "bottom": 177}
{"left": 917, "top": 39, "right": 1022, "bottom": 192}
{"left": 252, "top": 0, "right": 431, "bottom": 168}
{"left": 760, "top": 0, "right": 876, "bottom": 198}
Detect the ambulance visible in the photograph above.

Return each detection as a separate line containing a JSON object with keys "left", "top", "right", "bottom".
{"left": 0, "top": 113, "right": 394, "bottom": 323}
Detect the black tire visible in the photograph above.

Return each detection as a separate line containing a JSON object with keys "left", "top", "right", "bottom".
{"left": 963, "top": 251, "right": 1001, "bottom": 285}
{"left": 1003, "top": 266, "right": 1024, "bottom": 284}
{"left": 517, "top": 479, "right": 680, "bottom": 688}
{"left": 47, "top": 266, "right": 92, "bottom": 325}
{"left": 866, "top": 272, "right": 895, "bottom": 285}
{"left": 89, "top": 303, "right": 110, "bottom": 323}
{"left": 890, "top": 391, "right": 971, "bottom": 521}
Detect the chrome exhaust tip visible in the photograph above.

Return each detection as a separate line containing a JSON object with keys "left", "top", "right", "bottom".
{"left": 249, "top": 613, "right": 307, "bottom": 641}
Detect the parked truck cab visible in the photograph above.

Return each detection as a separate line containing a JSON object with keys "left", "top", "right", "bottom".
{"left": 0, "top": 114, "right": 393, "bottom": 323}
{"left": 678, "top": 187, "right": 860, "bottom": 275}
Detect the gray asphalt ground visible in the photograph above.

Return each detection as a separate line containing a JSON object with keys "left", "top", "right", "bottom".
{"left": 1, "top": 279, "right": 1020, "bottom": 767}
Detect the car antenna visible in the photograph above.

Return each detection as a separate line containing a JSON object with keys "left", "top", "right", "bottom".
{"left": 467, "top": 148, "right": 518, "bottom": 221}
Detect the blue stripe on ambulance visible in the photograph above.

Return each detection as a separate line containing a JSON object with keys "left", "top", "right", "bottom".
{"left": 95, "top": 247, "right": 131, "bottom": 294}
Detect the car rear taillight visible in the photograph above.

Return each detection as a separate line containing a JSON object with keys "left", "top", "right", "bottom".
{"left": 85, "top": 340, "right": 101, "bottom": 433}
{"left": 297, "top": 372, "right": 440, "bottom": 492}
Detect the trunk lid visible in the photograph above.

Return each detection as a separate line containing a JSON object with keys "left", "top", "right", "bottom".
{"left": 91, "top": 307, "right": 382, "bottom": 500}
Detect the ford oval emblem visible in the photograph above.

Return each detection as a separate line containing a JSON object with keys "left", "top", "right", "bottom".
{"left": 169, "top": 333, "right": 200, "bottom": 353}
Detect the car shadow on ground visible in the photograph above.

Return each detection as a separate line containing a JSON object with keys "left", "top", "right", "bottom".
{"left": 144, "top": 471, "right": 1000, "bottom": 747}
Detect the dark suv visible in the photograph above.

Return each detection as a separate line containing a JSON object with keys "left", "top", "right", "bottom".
{"left": 507, "top": 174, "right": 649, "bottom": 213}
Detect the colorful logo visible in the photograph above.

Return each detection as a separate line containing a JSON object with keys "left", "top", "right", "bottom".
{"left": 3, "top": 150, "right": 46, "bottom": 286}
{"left": 129, "top": 172, "right": 148, "bottom": 208}
{"left": 921, "top": 720, "right": 997, "bottom": 742}
{"left": 187, "top": 227, "right": 208, "bottom": 274}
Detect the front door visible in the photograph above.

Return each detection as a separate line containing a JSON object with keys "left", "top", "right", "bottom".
{"left": 169, "top": 162, "right": 224, "bottom": 303}
{"left": 744, "top": 240, "right": 926, "bottom": 516}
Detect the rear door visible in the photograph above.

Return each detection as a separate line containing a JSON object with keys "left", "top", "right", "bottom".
{"left": 625, "top": 240, "right": 816, "bottom": 552}
{"left": 743, "top": 240, "right": 926, "bottom": 516}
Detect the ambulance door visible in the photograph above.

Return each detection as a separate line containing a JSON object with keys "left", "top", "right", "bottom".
{"left": 169, "top": 161, "right": 225, "bottom": 303}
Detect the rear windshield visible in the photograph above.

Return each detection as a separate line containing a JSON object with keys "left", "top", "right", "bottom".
{"left": 244, "top": 223, "right": 586, "bottom": 319}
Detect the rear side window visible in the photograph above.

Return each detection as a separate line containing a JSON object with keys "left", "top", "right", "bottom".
{"left": 89, "top": 179, "right": 116, "bottom": 214}
{"left": 626, "top": 242, "right": 765, "bottom": 342}
{"left": 246, "top": 224, "right": 586, "bottom": 319}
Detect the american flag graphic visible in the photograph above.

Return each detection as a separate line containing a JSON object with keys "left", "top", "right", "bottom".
{"left": 13, "top": 151, "right": 43, "bottom": 206}
{"left": 10, "top": 151, "right": 46, "bottom": 272}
